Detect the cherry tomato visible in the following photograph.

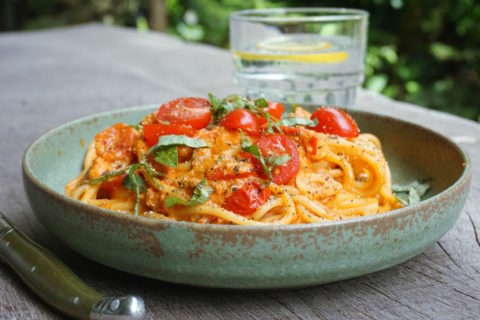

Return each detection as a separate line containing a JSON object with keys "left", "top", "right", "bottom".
{"left": 253, "top": 134, "right": 300, "bottom": 184}
{"left": 143, "top": 123, "right": 195, "bottom": 147}
{"left": 258, "top": 101, "right": 284, "bottom": 125}
{"left": 223, "top": 181, "right": 271, "bottom": 215}
{"left": 219, "top": 109, "right": 261, "bottom": 136}
{"left": 266, "top": 102, "right": 284, "bottom": 119}
{"left": 310, "top": 107, "right": 359, "bottom": 138}
{"left": 156, "top": 97, "right": 212, "bottom": 130}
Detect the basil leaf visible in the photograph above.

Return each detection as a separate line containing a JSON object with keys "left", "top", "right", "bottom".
{"left": 240, "top": 133, "right": 272, "bottom": 181}
{"left": 209, "top": 93, "right": 236, "bottom": 122}
{"left": 89, "top": 161, "right": 162, "bottom": 185}
{"left": 266, "top": 154, "right": 291, "bottom": 168}
{"left": 278, "top": 117, "right": 318, "bottom": 127}
{"left": 123, "top": 167, "right": 146, "bottom": 193}
{"left": 123, "top": 165, "right": 146, "bottom": 216}
{"left": 254, "top": 98, "right": 268, "bottom": 108}
{"left": 392, "top": 180, "right": 430, "bottom": 206}
{"left": 139, "top": 161, "right": 163, "bottom": 179}
{"left": 148, "top": 135, "right": 208, "bottom": 167}
{"left": 165, "top": 179, "right": 213, "bottom": 208}
{"left": 189, "top": 179, "right": 214, "bottom": 205}
{"left": 88, "top": 161, "right": 163, "bottom": 216}
{"left": 154, "top": 145, "right": 178, "bottom": 167}
{"left": 148, "top": 135, "right": 208, "bottom": 155}
{"left": 209, "top": 94, "right": 282, "bottom": 133}
{"left": 89, "top": 169, "right": 126, "bottom": 185}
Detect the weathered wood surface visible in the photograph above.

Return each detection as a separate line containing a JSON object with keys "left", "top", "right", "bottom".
{"left": 0, "top": 24, "right": 479, "bottom": 319}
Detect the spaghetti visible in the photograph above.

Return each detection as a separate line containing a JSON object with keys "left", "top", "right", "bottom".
{"left": 66, "top": 95, "right": 401, "bottom": 225}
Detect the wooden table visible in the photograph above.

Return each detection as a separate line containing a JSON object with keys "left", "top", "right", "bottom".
{"left": 1, "top": 24, "right": 479, "bottom": 320}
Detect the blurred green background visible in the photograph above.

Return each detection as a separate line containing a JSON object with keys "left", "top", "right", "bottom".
{"left": 2, "top": 0, "right": 479, "bottom": 121}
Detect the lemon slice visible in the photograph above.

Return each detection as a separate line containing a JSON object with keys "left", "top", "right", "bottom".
{"left": 256, "top": 36, "right": 332, "bottom": 52}
{"left": 232, "top": 50, "right": 348, "bottom": 64}
{"left": 234, "top": 35, "right": 348, "bottom": 64}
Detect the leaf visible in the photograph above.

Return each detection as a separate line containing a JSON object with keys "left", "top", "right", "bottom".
{"left": 88, "top": 161, "right": 162, "bottom": 216}
{"left": 123, "top": 169, "right": 146, "bottom": 193}
{"left": 139, "top": 162, "right": 163, "bottom": 179}
{"left": 147, "top": 134, "right": 208, "bottom": 167}
{"left": 209, "top": 94, "right": 282, "bottom": 133}
{"left": 154, "top": 145, "right": 178, "bottom": 167}
{"left": 278, "top": 117, "right": 318, "bottom": 127}
{"left": 266, "top": 154, "right": 291, "bottom": 168}
{"left": 164, "top": 179, "right": 214, "bottom": 208}
{"left": 392, "top": 180, "right": 430, "bottom": 206}
{"left": 123, "top": 165, "right": 146, "bottom": 216}
{"left": 147, "top": 135, "right": 208, "bottom": 155}
{"left": 209, "top": 93, "right": 235, "bottom": 122}
{"left": 89, "top": 168, "right": 127, "bottom": 185}
{"left": 240, "top": 132, "right": 271, "bottom": 181}
{"left": 189, "top": 179, "right": 214, "bottom": 205}
{"left": 254, "top": 98, "right": 268, "bottom": 108}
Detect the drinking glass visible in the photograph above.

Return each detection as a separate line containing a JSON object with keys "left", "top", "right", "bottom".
{"left": 230, "top": 8, "right": 368, "bottom": 107}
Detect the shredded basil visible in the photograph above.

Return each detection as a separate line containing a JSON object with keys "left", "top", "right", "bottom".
{"left": 148, "top": 135, "right": 208, "bottom": 152}
{"left": 148, "top": 135, "right": 208, "bottom": 167}
{"left": 208, "top": 94, "right": 282, "bottom": 133}
{"left": 164, "top": 179, "right": 213, "bottom": 208}
{"left": 240, "top": 132, "right": 272, "bottom": 181}
{"left": 209, "top": 93, "right": 232, "bottom": 121}
{"left": 278, "top": 117, "right": 318, "bottom": 127}
{"left": 254, "top": 98, "right": 268, "bottom": 108}
{"left": 123, "top": 164, "right": 146, "bottom": 216}
{"left": 265, "top": 154, "right": 291, "bottom": 170}
{"left": 154, "top": 145, "right": 178, "bottom": 167}
{"left": 139, "top": 162, "right": 163, "bottom": 179}
{"left": 392, "top": 180, "right": 430, "bottom": 206}
{"left": 89, "top": 162, "right": 163, "bottom": 216}
{"left": 89, "top": 169, "right": 126, "bottom": 185}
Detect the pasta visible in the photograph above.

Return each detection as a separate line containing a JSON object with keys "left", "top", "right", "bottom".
{"left": 66, "top": 95, "right": 401, "bottom": 225}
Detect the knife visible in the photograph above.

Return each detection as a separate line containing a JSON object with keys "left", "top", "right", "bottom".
{"left": 0, "top": 212, "right": 146, "bottom": 320}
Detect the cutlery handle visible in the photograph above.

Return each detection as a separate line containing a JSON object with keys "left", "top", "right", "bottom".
{"left": 0, "top": 212, "right": 146, "bottom": 320}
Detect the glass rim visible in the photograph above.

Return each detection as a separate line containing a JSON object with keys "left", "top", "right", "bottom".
{"left": 230, "top": 8, "right": 369, "bottom": 23}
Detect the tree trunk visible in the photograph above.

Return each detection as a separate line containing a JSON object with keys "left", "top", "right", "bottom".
{"left": 149, "top": 0, "right": 167, "bottom": 32}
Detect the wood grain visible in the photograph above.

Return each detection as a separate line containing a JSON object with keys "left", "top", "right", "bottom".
{"left": 0, "top": 24, "right": 479, "bottom": 320}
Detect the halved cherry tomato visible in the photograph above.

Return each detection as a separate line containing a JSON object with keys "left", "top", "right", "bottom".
{"left": 266, "top": 102, "right": 284, "bottom": 119}
{"left": 223, "top": 181, "right": 271, "bottom": 215}
{"left": 143, "top": 123, "right": 194, "bottom": 147}
{"left": 156, "top": 97, "right": 211, "bottom": 130}
{"left": 258, "top": 101, "right": 284, "bottom": 125}
{"left": 207, "top": 168, "right": 256, "bottom": 180}
{"left": 253, "top": 134, "right": 300, "bottom": 184}
{"left": 220, "top": 109, "right": 261, "bottom": 136}
{"left": 310, "top": 107, "right": 359, "bottom": 138}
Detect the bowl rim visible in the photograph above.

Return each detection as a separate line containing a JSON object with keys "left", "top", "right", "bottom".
{"left": 22, "top": 105, "right": 472, "bottom": 232}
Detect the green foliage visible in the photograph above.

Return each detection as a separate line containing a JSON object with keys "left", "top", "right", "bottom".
{"left": 20, "top": 0, "right": 480, "bottom": 121}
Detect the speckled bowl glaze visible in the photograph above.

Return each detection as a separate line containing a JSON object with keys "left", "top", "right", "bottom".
{"left": 22, "top": 106, "right": 471, "bottom": 289}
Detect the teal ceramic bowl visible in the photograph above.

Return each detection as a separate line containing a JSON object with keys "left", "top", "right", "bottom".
{"left": 23, "top": 106, "right": 471, "bottom": 289}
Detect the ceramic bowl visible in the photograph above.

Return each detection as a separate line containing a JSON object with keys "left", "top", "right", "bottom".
{"left": 22, "top": 106, "right": 471, "bottom": 289}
